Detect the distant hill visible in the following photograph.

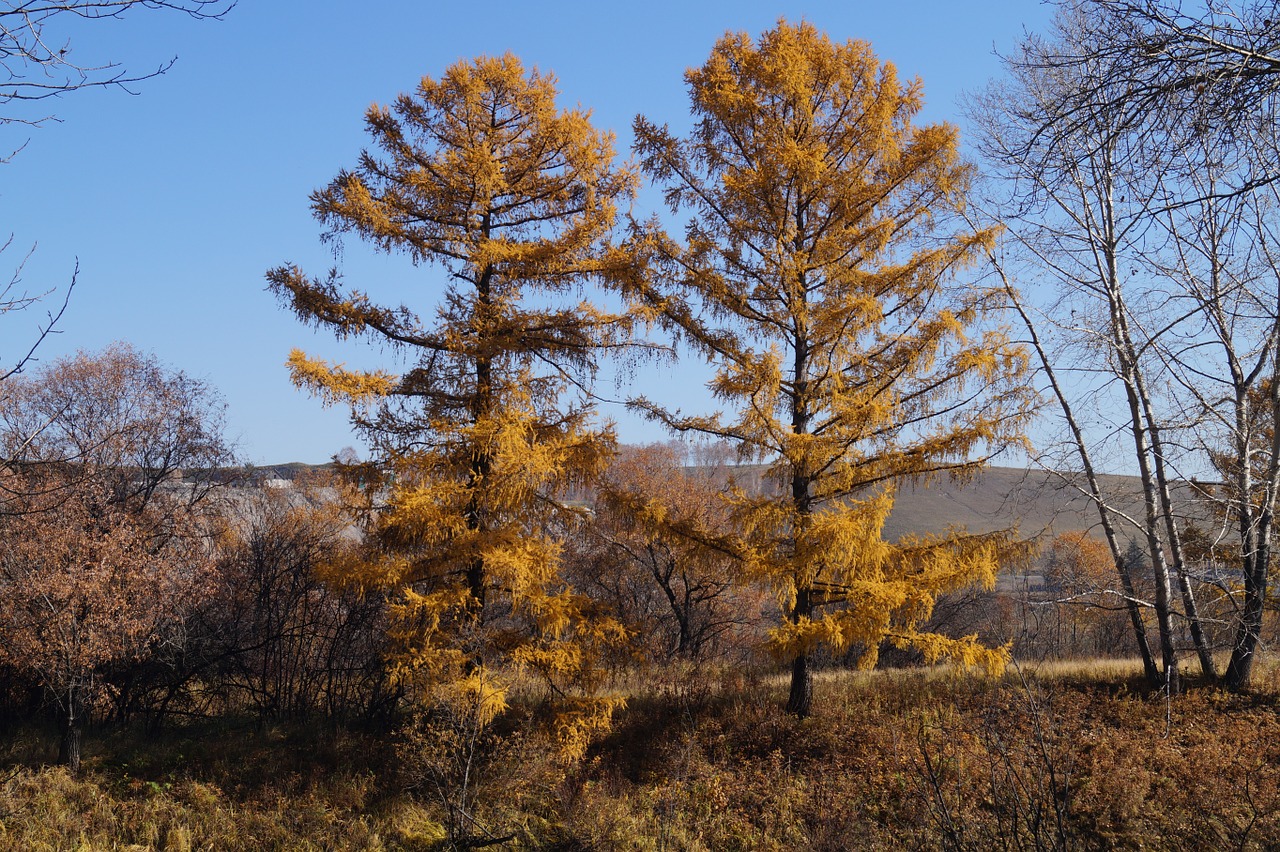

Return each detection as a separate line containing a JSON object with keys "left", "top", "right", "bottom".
{"left": 886, "top": 466, "right": 1225, "bottom": 546}
{"left": 250, "top": 460, "right": 1213, "bottom": 547}
{"left": 884, "top": 466, "right": 1142, "bottom": 543}
{"left": 679, "top": 462, "right": 1212, "bottom": 546}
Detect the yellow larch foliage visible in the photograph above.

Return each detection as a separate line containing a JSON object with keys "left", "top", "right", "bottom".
{"left": 285, "top": 350, "right": 395, "bottom": 408}
{"left": 630, "top": 20, "right": 1034, "bottom": 715}
{"left": 268, "top": 53, "right": 641, "bottom": 754}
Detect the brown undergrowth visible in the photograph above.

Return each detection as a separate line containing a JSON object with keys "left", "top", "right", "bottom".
{"left": 3, "top": 661, "right": 1280, "bottom": 849}
{"left": 559, "top": 662, "right": 1280, "bottom": 850}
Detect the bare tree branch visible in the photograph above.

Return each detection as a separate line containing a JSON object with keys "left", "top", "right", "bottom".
{"left": 0, "top": 0, "right": 235, "bottom": 126}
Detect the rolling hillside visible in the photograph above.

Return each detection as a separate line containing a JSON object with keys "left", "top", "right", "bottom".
{"left": 883, "top": 466, "right": 1151, "bottom": 543}
{"left": 253, "top": 460, "right": 1216, "bottom": 548}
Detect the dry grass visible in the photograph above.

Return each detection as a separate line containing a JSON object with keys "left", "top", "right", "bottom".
{"left": 0, "top": 767, "right": 396, "bottom": 850}
{"left": 1009, "top": 655, "right": 1149, "bottom": 681}
{"left": 0, "top": 720, "right": 416, "bottom": 851}
{"left": 4, "top": 661, "right": 1280, "bottom": 849}
{"left": 558, "top": 662, "right": 1280, "bottom": 850}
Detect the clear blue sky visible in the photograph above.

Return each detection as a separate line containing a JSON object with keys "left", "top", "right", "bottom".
{"left": 1, "top": 0, "right": 1053, "bottom": 464}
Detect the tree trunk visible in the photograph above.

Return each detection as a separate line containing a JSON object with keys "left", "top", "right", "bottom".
{"left": 996, "top": 257, "right": 1159, "bottom": 681}
{"left": 786, "top": 586, "right": 813, "bottom": 717}
{"left": 1225, "top": 563, "right": 1266, "bottom": 689}
{"left": 463, "top": 253, "right": 495, "bottom": 625}
{"left": 1226, "top": 509, "right": 1274, "bottom": 690}
{"left": 1116, "top": 547, "right": 1157, "bottom": 682}
{"left": 786, "top": 652, "right": 812, "bottom": 718}
{"left": 58, "top": 688, "right": 83, "bottom": 773}
{"left": 59, "top": 721, "right": 81, "bottom": 773}
{"left": 1098, "top": 188, "right": 1179, "bottom": 694}
{"left": 1144, "top": 391, "right": 1216, "bottom": 679}
{"left": 1129, "top": 421, "right": 1181, "bottom": 695}
{"left": 1225, "top": 349, "right": 1280, "bottom": 691}
{"left": 787, "top": 259, "right": 814, "bottom": 719}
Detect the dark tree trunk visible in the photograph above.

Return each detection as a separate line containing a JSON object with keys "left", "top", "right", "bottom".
{"left": 1226, "top": 526, "right": 1271, "bottom": 690}
{"left": 785, "top": 587, "right": 813, "bottom": 717}
{"left": 58, "top": 690, "right": 83, "bottom": 773}
{"left": 786, "top": 652, "right": 812, "bottom": 718}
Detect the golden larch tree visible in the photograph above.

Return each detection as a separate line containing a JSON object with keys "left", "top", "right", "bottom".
{"left": 630, "top": 21, "right": 1033, "bottom": 716}
{"left": 268, "top": 54, "right": 638, "bottom": 755}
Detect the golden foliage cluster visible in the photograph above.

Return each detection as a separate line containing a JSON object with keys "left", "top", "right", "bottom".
{"left": 268, "top": 19, "right": 1033, "bottom": 748}
{"left": 626, "top": 21, "right": 1032, "bottom": 708}
{"left": 267, "top": 51, "right": 644, "bottom": 755}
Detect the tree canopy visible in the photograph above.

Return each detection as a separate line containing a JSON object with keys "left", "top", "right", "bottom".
{"left": 630, "top": 19, "right": 1033, "bottom": 715}
{"left": 268, "top": 53, "right": 641, "bottom": 757}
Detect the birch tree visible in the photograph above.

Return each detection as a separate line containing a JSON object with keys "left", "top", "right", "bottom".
{"left": 973, "top": 0, "right": 1280, "bottom": 691}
